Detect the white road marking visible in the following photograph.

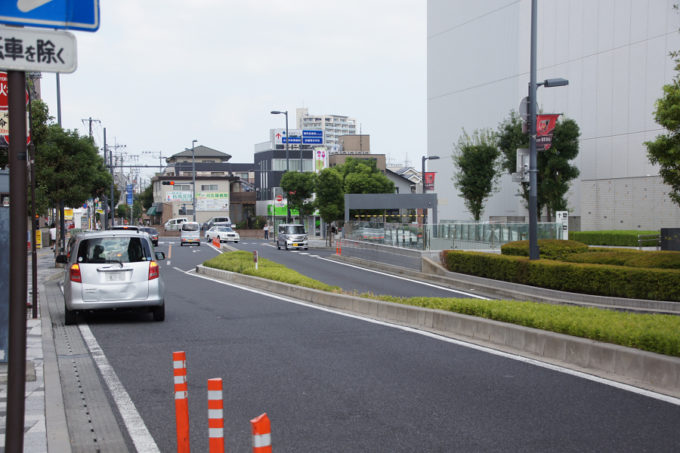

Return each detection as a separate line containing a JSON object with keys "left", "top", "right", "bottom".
{"left": 79, "top": 324, "right": 161, "bottom": 453}
{"left": 186, "top": 269, "right": 680, "bottom": 407}
{"left": 317, "top": 256, "right": 488, "bottom": 299}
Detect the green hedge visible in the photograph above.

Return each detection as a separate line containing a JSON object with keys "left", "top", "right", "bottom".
{"left": 565, "top": 249, "right": 680, "bottom": 270}
{"left": 501, "top": 239, "right": 589, "bottom": 260}
{"left": 569, "top": 230, "right": 657, "bottom": 246}
{"left": 374, "top": 295, "right": 680, "bottom": 357}
{"left": 441, "top": 250, "right": 680, "bottom": 301}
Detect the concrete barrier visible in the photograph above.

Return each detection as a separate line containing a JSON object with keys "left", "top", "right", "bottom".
{"left": 196, "top": 264, "right": 680, "bottom": 399}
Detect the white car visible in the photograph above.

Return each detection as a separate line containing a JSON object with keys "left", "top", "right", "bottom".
{"left": 205, "top": 226, "right": 240, "bottom": 243}
{"left": 55, "top": 230, "right": 166, "bottom": 324}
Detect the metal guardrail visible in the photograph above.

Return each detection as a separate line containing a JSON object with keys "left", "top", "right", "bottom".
{"left": 637, "top": 234, "right": 660, "bottom": 250}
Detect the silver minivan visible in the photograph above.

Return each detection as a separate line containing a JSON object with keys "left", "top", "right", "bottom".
{"left": 180, "top": 221, "right": 201, "bottom": 246}
{"left": 56, "top": 230, "right": 166, "bottom": 324}
{"left": 277, "top": 224, "right": 308, "bottom": 250}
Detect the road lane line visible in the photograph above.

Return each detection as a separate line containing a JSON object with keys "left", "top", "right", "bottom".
{"left": 185, "top": 269, "right": 680, "bottom": 407}
{"left": 79, "top": 324, "right": 161, "bottom": 453}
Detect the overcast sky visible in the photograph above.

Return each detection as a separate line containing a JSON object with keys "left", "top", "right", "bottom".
{"left": 39, "top": 0, "right": 427, "bottom": 183}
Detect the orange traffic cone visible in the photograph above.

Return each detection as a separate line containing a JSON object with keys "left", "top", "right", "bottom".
{"left": 173, "top": 351, "right": 190, "bottom": 453}
{"left": 250, "top": 413, "right": 271, "bottom": 452}
{"left": 207, "top": 378, "right": 224, "bottom": 453}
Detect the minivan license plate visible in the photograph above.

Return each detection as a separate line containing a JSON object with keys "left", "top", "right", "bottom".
{"left": 106, "top": 272, "right": 125, "bottom": 282}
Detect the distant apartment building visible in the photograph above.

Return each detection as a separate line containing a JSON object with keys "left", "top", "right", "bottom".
{"left": 296, "top": 108, "right": 357, "bottom": 147}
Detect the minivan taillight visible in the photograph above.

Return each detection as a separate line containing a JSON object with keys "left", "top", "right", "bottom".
{"left": 148, "top": 261, "right": 159, "bottom": 280}
{"left": 69, "top": 264, "right": 82, "bottom": 283}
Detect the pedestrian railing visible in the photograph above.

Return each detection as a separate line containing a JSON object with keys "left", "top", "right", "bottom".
{"left": 637, "top": 234, "right": 660, "bottom": 250}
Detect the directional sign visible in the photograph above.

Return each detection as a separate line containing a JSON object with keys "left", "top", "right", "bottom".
{"left": 0, "top": 27, "right": 77, "bottom": 73}
{"left": 0, "top": 0, "right": 100, "bottom": 31}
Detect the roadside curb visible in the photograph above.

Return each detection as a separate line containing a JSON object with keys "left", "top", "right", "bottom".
{"left": 196, "top": 264, "right": 680, "bottom": 399}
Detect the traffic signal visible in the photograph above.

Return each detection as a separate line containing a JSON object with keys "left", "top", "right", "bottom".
{"left": 162, "top": 181, "right": 175, "bottom": 186}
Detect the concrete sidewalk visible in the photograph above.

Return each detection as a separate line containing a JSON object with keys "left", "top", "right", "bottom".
{"left": 0, "top": 247, "right": 65, "bottom": 453}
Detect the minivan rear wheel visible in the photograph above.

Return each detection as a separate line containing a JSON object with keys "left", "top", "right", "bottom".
{"left": 64, "top": 307, "right": 77, "bottom": 325}
{"left": 152, "top": 305, "right": 165, "bottom": 322}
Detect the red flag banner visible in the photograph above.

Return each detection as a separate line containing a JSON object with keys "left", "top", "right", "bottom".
{"left": 536, "top": 114, "right": 560, "bottom": 136}
{"left": 424, "top": 172, "right": 435, "bottom": 191}
{"left": 536, "top": 114, "right": 561, "bottom": 150}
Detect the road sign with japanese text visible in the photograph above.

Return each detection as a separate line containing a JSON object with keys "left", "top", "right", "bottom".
{"left": 0, "top": 27, "right": 77, "bottom": 73}
{"left": 0, "top": 0, "right": 100, "bottom": 32}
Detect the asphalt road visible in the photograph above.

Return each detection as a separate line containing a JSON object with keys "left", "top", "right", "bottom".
{"left": 80, "top": 237, "right": 680, "bottom": 452}
{"left": 228, "top": 238, "right": 480, "bottom": 299}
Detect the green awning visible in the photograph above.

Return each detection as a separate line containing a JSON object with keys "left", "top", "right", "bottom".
{"left": 146, "top": 206, "right": 158, "bottom": 216}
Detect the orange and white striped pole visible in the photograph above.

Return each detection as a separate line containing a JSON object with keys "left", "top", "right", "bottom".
{"left": 207, "top": 378, "right": 224, "bottom": 453}
{"left": 173, "top": 351, "right": 191, "bottom": 453}
{"left": 250, "top": 413, "right": 271, "bottom": 453}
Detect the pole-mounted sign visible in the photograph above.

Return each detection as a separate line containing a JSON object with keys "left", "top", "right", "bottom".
{"left": 0, "top": 26, "right": 77, "bottom": 73}
{"left": 0, "top": 0, "right": 100, "bottom": 31}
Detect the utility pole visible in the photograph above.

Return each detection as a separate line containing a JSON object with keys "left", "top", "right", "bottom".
{"left": 81, "top": 117, "right": 100, "bottom": 140}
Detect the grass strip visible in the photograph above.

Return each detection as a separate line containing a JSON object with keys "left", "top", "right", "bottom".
{"left": 203, "top": 250, "right": 341, "bottom": 292}
{"left": 204, "top": 251, "right": 680, "bottom": 357}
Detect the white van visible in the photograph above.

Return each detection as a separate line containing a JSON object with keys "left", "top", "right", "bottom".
{"left": 164, "top": 217, "right": 188, "bottom": 231}
{"left": 180, "top": 222, "right": 201, "bottom": 246}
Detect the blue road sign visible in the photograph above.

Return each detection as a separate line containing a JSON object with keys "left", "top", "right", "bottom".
{"left": 302, "top": 130, "right": 323, "bottom": 137}
{"left": 126, "top": 184, "right": 133, "bottom": 205}
{"left": 0, "top": 0, "right": 100, "bottom": 31}
{"left": 303, "top": 137, "right": 323, "bottom": 144}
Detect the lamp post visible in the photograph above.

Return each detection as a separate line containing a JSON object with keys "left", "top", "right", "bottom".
{"left": 421, "top": 155, "right": 439, "bottom": 247}
{"left": 528, "top": 0, "right": 569, "bottom": 260}
{"left": 271, "top": 110, "right": 290, "bottom": 222}
{"left": 191, "top": 139, "right": 197, "bottom": 221}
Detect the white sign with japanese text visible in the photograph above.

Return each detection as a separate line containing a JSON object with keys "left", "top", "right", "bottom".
{"left": 0, "top": 25, "right": 77, "bottom": 73}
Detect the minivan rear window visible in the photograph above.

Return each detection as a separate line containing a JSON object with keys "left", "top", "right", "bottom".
{"left": 76, "top": 237, "right": 152, "bottom": 263}
{"left": 182, "top": 223, "right": 200, "bottom": 231}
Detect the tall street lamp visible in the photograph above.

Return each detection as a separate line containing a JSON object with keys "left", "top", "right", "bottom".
{"left": 422, "top": 155, "right": 439, "bottom": 247}
{"left": 528, "top": 1, "right": 568, "bottom": 260}
{"left": 191, "top": 139, "right": 197, "bottom": 221}
{"left": 271, "top": 110, "right": 290, "bottom": 222}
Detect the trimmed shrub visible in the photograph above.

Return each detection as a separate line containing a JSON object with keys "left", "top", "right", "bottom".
{"left": 565, "top": 249, "right": 680, "bottom": 270}
{"left": 374, "top": 295, "right": 680, "bottom": 357}
{"left": 441, "top": 250, "right": 680, "bottom": 301}
{"left": 501, "top": 239, "right": 589, "bottom": 260}
{"left": 569, "top": 230, "right": 657, "bottom": 246}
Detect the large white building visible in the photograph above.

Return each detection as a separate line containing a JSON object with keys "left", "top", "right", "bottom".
{"left": 428, "top": 0, "right": 680, "bottom": 230}
{"left": 296, "top": 108, "right": 357, "bottom": 148}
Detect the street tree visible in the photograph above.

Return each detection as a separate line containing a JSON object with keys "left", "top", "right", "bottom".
{"left": 645, "top": 51, "right": 680, "bottom": 207}
{"left": 35, "top": 125, "right": 112, "bottom": 215}
{"left": 139, "top": 183, "right": 154, "bottom": 211}
{"left": 497, "top": 111, "right": 580, "bottom": 220}
{"left": 281, "top": 171, "right": 316, "bottom": 218}
{"left": 452, "top": 129, "right": 501, "bottom": 221}
{"left": 314, "top": 168, "right": 344, "bottom": 225}
{"left": 313, "top": 158, "right": 395, "bottom": 227}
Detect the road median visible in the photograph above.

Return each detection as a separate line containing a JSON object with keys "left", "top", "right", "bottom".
{"left": 196, "top": 264, "right": 680, "bottom": 399}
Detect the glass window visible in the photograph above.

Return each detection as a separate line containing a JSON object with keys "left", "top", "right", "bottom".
{"left": 77, "top": 237, "right": 151, "bottom": 263}
{"left": 201, "top": 184, "right": 218, "bottom": 191}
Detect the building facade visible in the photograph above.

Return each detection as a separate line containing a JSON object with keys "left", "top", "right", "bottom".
{"left": 428, "top": 0, "right": 680, "bottom": 230}
{"left": 296, "top": 107, "right": 357, "bottom": 147}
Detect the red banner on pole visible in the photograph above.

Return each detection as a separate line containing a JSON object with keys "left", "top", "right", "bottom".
{"left": 424, "top": 172, "right": 435, "bottom": 191}
{"left": 536, "top": 114, "right": 560, "bottom": 150}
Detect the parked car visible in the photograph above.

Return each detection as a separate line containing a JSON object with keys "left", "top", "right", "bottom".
{"left": 55, "top": 230, "right": 166, "bottom": 324}
{"left": 277, "top": 224, "right": 308, "bottom": 250}
{"left": 205, "top": 225, "right": 240, "bottom": 243}
{"left": 140, "top": 226, "right": 159, "bottom": 246}
{"left": 180, "top": 221, "right": 201, "bottom": 246}
{"left": 202, "top": 216, "right": 231, "bottom": 230}
{"left": 164, "top": 217, "right": 188, "bottom": 231}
